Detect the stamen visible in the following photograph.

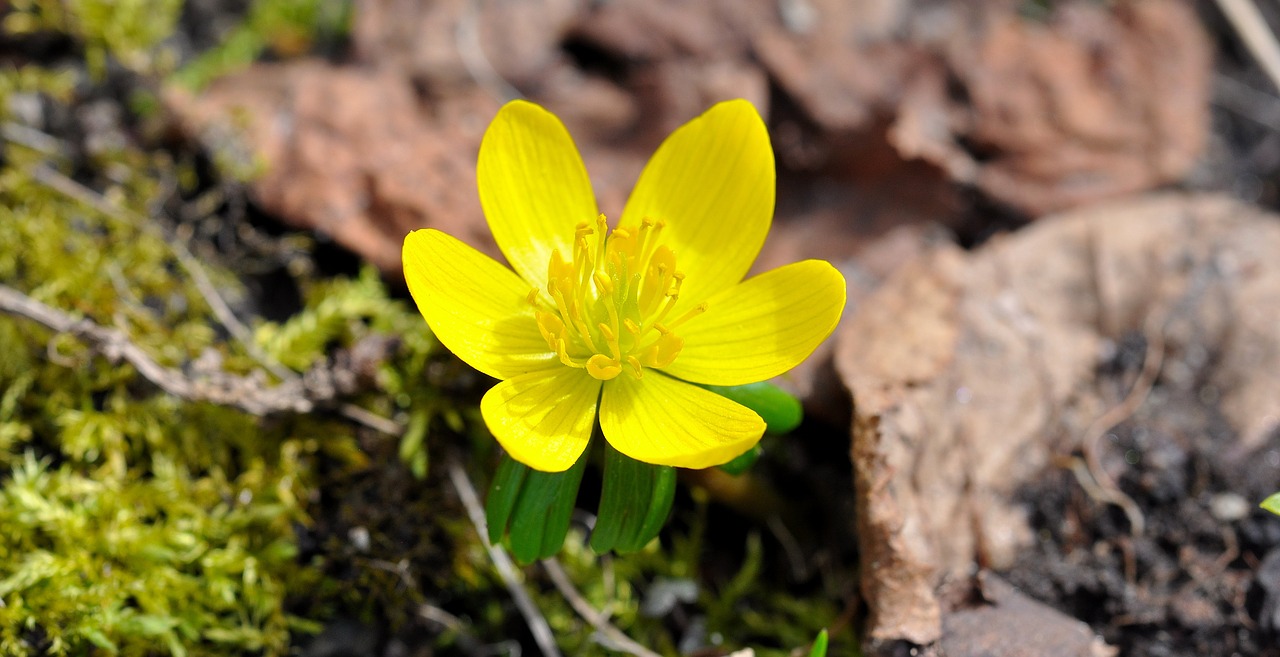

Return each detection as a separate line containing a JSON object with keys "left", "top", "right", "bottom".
{"left": 539, "top": 214, "right": 704, "bottom": 381}
{"left": 556, "top": 339, "right": 584, "bottom": 369}
{"left": 665, "top": 302, "right": 708, "bottom": 331}
{"left": 586, "top": 354, "right": 622, "bottom": 380}
{"left": 598, "top": 322, "right": 621, "bottom": 360}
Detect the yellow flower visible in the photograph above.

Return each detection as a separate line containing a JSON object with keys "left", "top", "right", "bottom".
{"left": 403, "top": 99, "right": 846, "bottom": 472}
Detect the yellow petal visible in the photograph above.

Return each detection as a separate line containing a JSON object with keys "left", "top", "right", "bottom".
{"left": 478, "top": 100, "right": 598, "bottom": 292}
{"left": 481, "top": 367, "right": 602, "bottom": 472}
{"left": 403, "top": 229, "right": 556, "bottom": 380}
{"left": 599, "top": 373, "right": 764, "bottom": 469}
{"left": 618, "top": 99, "right": 774, "bottom": 311}
{"left": 662, "top": 260, "right": 846, "bottom": 386}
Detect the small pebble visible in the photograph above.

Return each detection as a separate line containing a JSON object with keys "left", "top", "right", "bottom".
{"left": 1209, "top": 493, "right": 1250, "bottom": 522}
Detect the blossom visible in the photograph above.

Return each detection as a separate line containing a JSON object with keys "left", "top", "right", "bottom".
{"left": 403, "top": 99, "right": 845, "bottom": 472}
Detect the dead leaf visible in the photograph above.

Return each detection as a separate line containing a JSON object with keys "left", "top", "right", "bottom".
{"left": 837, "top": 193, "right": 1280, "bottom": 650}
{"left": 167, "top": 60, "right": 498, "bottom": 272}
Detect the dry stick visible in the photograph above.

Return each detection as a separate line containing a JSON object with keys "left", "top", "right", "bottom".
{"left": 446, "top": 459, "right": 563, "bottom": 657}
{"left": 30, "top": 163, "right": 297, "bottom": 383}
{"left": 1216, "top": 0, "right": 1280, "bottom": 93}
{"left": 29, "top": 162, "right": 405, "bottom": 436}
{"left": 456, "top": 0, "right": 521, "bottom": 102}
{"left": 541, "top": 559, "right": 662, "bottom": 657}
{"left": 1214, "top": 73, "right": 1280, "bottom": 133}
{"left": 1077, "top": 310, "right": 1167, "bottom": 539}
{"left": 0, "top": 282, "right": 319, "bottom": 415}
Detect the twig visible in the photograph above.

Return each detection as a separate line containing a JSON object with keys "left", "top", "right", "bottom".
{"left": 339, "top": 402, "right": 404, "bottom": 435}
{"left": 1077, "top": 309, "right": 1166, "bottom": 538}
{"left": 456, "top": 0, "right": 521, "bottom": 102}
{"left": 541, "top": 559, "right": 662, "bottom": 657}
{"left": 1215, "top": 0, "right": 1280, "bottom": 94}
{"left": 446, "top": 458, "right": 563, "bottom": 657}
{"left": 2, "top": 121, "right": 67, "bottom": 156}
{"left": 172, "top": 237, "right": 298, "bottom": 382}
{"left": 1214, "top": 73, "right": 1280, "bottom": 133}
{"left": 0, "top": 282, "right": 319, "bottom": 414}
{"left": 31, "top": 162, "right": 297, "bottom": 382}
{"left": 27, "top": 153, "right": 406, "bottom": 436}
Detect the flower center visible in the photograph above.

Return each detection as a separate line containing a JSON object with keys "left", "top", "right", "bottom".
{"left": 530, "top": 215, "right": 706, "bottom": 381}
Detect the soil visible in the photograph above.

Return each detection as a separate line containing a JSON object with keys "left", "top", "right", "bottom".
{"left": 1006, "top": 330, "right": 1280, "bottom": 657}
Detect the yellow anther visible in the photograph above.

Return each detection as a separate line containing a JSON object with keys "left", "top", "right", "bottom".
{"left": 535, "top": 311, "right": 564, "bottom": 351}
{"left": 539, "top": 213, "right": 703, "bottom": 379}
{"left": 667, "top": 302, "right": 708, "bottom": 330}
{"left": 641, "top": 333, "right": 684, "bottom": 368}
{"left": 593, "top": 271, "right": 612, "bottom": 295}
{"left": 586, "top": 354, "right": 622, "bottom": 380}
{"left": 556, "top": 339, "right": 584, "bottom": 369}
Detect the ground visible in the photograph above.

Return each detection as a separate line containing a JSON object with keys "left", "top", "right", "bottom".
{"left": 1, "top": 0, "right": 1279, "bottom": 656}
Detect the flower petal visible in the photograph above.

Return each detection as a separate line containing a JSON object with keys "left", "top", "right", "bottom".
{"left": 600, "top": 373, "right": 764, "bottom": 469}
{"left": 662, "top": 259, "right": 846, "bottom": 386}
{"left": 618, "top": 99, "right": 774, "bottom": 310}
{"left": 403, "top": 229, "right": 556, "bottom": 380}
{"left": 478, "top": 100, "right": 598, "bottom": 292}
{"left": 481, "top": 367, "right": 602, "bottom": 472}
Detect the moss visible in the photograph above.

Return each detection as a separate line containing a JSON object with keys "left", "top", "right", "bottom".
{"left": 5, "top": 0, "right": 184, "bottom": 75}
{"left": 0, "top": 3, "right": 856, "bottom": 655}
{"left": 170, "top": 0, "right": 353, "bottom": 91}
{"left": 0, "top": 13, "right": 434, "bottom": 649}
{"left": 0, "top": 452, "right": 318, "bottom": 656}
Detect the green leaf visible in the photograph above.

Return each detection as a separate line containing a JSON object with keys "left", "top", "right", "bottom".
{"left": 591, "top": 443, "right": 676, "bottom": 554}
{"left": 485, "top": 454, "right": 529, "bottom": 545}
{"left": 1262, "top": 492, "right": 1280, "bottom": 516}
{"left": 702, "top": 381, "right": 802, "bottom": 434}
{"left": 631, "top": 464, "right": 676, "bottom": 551}
{"left": 717, "top": 444, "right": 761, "bottom": 476}
{"left": 501, "top": 450, "right": 589, "bottom": 564}
{"left": 807, "top": 629, "right": 829, "bottom": 657}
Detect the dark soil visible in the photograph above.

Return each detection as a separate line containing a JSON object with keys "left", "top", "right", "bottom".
{"left": 1006, "top": 331, "right": 1280, "bottom": 656}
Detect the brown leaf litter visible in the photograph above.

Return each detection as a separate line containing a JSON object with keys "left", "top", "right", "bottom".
{"left": 837, "top": 193, "right": 1280, "bottom": 653}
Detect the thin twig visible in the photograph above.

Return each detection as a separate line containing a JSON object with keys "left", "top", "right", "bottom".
{"left": 456, "top": 0, "right": 521, "bottom": 102}
{"left": 2, "top": 121, "right": 67, "bottom": 155}
{"left": 1214, "top": 73, "right": 1280, "bottom": 132}
{"left": 1215, "top": 0, "right": 1280, "bottom": 94}
{"left": 1078, "top": 310, "right": 1166, "bottom": 538}
{"left": 173, "top": 237, "right": 298, "bottom": 382}
{"left": 31, "top": 161, "right": 297, "bottom": 382}
{"left": 339, "top": 402, "right": 405, "bottom": 435}
{"left": 541, "top": 559, "right": 662, "bottom": 657}
{"left": 0, "top": 282, "right": 321, "bottom": 415}
{"left": 28, "top": 151, "right": 406, "bottom": 436}
{"left": 446, "top": 458, "right": 563, "bottom": 657}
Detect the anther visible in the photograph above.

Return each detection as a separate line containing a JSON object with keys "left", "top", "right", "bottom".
{"left": 586, "top": 354, "right": 622, "bottom": 380}
{"left": 667, "top": 302, "right": 708, "bottom": 330}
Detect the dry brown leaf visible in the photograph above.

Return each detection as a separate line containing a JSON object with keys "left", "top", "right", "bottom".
{"left": 168, "top": 61, "right": 498, "bottom": 272}
{"left": 837, "top": 193, "right": 1280, "bottom": 651}
{"left": 892, "top": 0, "right": 1212, "bottom": 216}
